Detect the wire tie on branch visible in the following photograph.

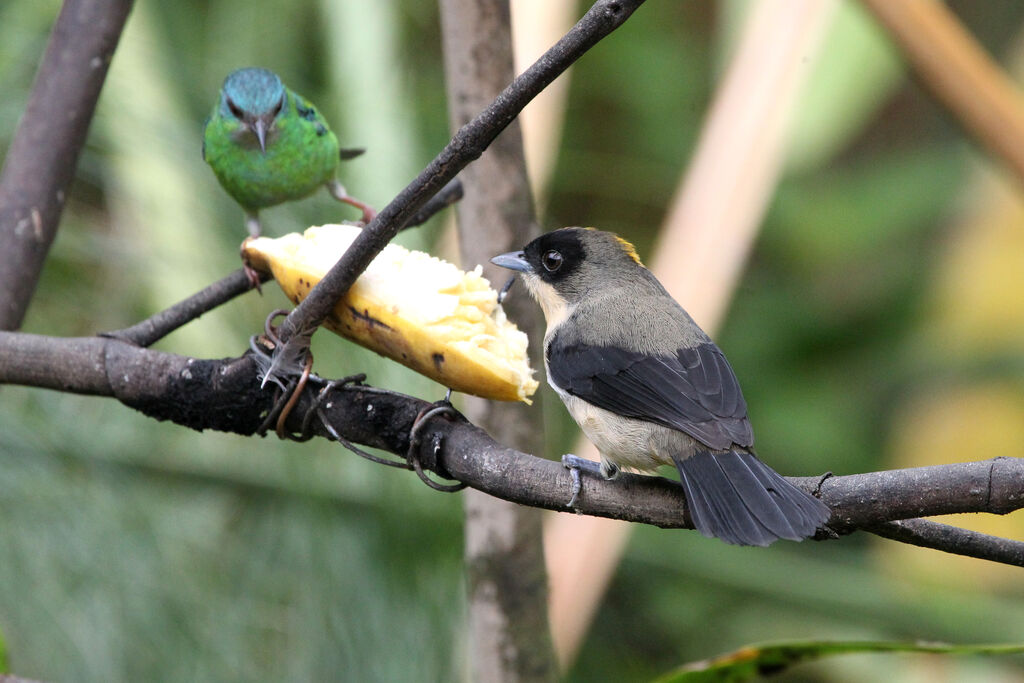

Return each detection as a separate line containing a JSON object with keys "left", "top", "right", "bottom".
{"left": 314, "top": 376, "right": 416, "bottom": 469}
{"left": 275, "top": 352, "right": 313, "bottom": 439}
{"left": 299, "top": 373, "right": 367, "bottom": 439}
{"left": 407, "top": 401, "right": 466, "bottom": 493}
{"left": 251, "top": 308, "right": 315, "bottom": 436}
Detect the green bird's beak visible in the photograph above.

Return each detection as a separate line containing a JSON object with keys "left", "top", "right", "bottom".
{"left": 254, "top": 118, "right": 268, "bottom": 154}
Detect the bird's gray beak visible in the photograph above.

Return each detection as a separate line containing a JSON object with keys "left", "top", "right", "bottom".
{"left": 490, "top": 251, "right": 531, "bottom": 273}
{"left": 253, "top": 118, "right": 268, "bottom": 154}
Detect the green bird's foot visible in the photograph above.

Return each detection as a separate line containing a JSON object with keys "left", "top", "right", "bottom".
{"left": 326, "top": 179, "right": 376, "bottom": 224}
{"left": 241, "top": 214, "right": 263, "bottom": 291}
{"left": 243, "top": 264, "right": 263, "bottom": 292}
{"left": 245, "top": 212, "right": 262, "bottom": 238}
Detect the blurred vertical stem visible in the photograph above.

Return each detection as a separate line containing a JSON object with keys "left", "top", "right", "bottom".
{"left": 320, "top": 0, "right": 421, "bottom": 219}
{"left": 438, "top": 1, "right": 556, "bottom": 681}
{"left": 510, "top": 0, "right": 577, "bottom": 212}
{"left": 0, "top": 0, "right": 134, "bottom": 330}
{"left": 861, "top": 0, "right": 1024, "bottom": 183}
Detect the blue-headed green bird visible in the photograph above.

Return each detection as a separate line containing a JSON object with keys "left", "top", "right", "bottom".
{"left": 203, "top": 67, "right": 375, "bottom": 238}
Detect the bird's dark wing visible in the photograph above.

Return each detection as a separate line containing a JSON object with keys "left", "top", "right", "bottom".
{"left": 547, "top": 339, "right": 753, "bottom": 450}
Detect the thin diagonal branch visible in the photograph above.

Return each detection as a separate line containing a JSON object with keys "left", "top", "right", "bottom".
{"left": 405, "top": 178, "right": 464, "bottom": 228}
{"left": 868, "top": 518, "right": 1024, "bottom": 567}
{"left": 273, "top": 0, "right": 645, "bottom": 355}
{"left": 106, "top": 269, "right": 263, "bottom": 347}
{"left": 0, "top": 0, "right": 135, "bottom": 330}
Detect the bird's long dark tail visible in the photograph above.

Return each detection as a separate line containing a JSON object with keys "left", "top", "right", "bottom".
{"left": 673, "top": 450, "right": 830, "bottom": 546}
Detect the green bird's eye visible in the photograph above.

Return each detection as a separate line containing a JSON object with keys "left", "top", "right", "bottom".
{"left": 542, "top": 250, "right": 563, "bottom": 272}
{"left": 226, "top": 97, "right": 244, "bottom": 119}
{"left": 272, "top": 95, "right": 285, "bottom": 117}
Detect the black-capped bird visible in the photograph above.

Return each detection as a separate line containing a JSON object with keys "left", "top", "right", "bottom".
{"left": 491, "top": 227, "right": 830, "bottom": 546}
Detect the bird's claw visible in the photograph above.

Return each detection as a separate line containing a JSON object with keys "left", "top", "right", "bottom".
{"left": 355, "top": 203, "right": 377, "bottom": 225}
{"left": 566, "top": 463, "right": 582, "bottom": 508}
{"left": 561, "top": 454, "right": 604, "bottom": 509}
{"left": 239, "top": 238, "right": 263, "bottom": 293}
{"left": 243, "top": 263, "right": 263, "bottom": 293}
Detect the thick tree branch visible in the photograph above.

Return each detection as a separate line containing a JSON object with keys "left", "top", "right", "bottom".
{"left": 0, "top": 0, "right": 135, "bottom": 331}
{"left": 817, "top": 459, "right": 1024, "bottom": 525}
{"left": 273, "top": 0, "right": 644, "bottom": 355}
{"left": 3, "top": 330, "right": 1024, "bottom": 566}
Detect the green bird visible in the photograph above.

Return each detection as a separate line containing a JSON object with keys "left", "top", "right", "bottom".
{"left": 203, "top": 67, "right": 375, "bottom": 239}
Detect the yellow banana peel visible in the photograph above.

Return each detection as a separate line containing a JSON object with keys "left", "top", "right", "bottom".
{"left": 243, "top": 224, "right": 538, "bottom": 403}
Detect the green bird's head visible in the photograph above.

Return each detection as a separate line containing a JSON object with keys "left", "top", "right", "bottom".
{"left": 218, "top": 67, "right": 287, "bottom": 153}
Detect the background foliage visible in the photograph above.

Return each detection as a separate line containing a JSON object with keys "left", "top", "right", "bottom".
{"left": 2, "top": 0, "right": 1024, "bottom": 680}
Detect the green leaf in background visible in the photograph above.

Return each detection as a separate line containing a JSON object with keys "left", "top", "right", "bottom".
{"left": 718, "top": 0, "right": 904, "bottom": 174}
{"left": 782, "top": 0, "right": 903, "bottom": 174}
{"left": 654, "top": 640, "right": 1024, "bottom": 683}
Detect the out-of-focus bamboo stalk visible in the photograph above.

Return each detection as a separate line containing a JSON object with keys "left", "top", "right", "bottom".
{"left": 511, "top": 0, "right": 577, "bottom": 210}
{"left": 543, "top": 0, "right": 839, "bottom": 668}
{"left": 861, "top": 0, "right": 1024, "bottom": 185}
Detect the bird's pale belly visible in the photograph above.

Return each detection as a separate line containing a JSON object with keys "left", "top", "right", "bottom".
{"left": 555, "top": 388, "right": 694, "bottom": 472}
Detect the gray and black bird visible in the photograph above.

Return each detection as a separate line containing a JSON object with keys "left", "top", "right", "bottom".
{"left": 491, "top": 227, "right": 830, "bottom": 546}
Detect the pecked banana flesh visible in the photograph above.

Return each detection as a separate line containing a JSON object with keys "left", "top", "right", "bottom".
{"left": 243, "top": 224, "right": 538, "bottom": 402}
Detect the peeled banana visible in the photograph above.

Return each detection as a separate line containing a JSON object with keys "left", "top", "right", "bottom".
{"left": 242, "top": 224, "right": 538, "bottom": 403}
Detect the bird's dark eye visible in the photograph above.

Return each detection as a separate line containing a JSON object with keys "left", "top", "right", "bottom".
{"left": 542, "top": 249, "right": 563, "bottom": 272}
{"left": 272, "top": 95, "right": 285, "bottom": 117}
{"left": 226, "top": 97, "right": 244, "bottom": 119}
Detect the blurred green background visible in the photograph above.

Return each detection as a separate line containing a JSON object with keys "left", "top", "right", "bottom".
{"left": 3, "top": 0, "right": 1024, "bottom": 680}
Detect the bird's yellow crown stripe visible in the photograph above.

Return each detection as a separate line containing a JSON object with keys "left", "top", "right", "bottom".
{"left": 581, "top": 227, "right": 643, "bottom": 265}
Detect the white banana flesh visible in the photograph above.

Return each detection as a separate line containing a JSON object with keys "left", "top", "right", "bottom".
{"left": 243, "top": 224, "right": 538, "bottom": 402}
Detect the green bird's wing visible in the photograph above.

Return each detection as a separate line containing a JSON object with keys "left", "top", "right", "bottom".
{"left": 290, "top": 90, "right": 332, "bottom": 138}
